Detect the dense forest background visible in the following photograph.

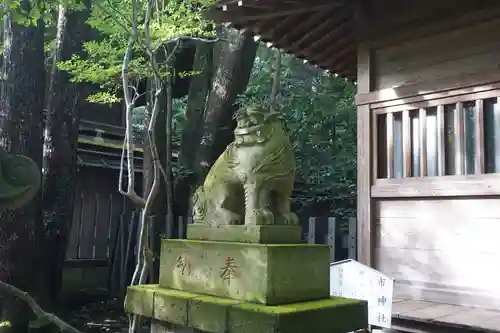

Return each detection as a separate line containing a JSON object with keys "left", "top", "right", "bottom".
{"left": 0, "top": 0, "right": 356, "bottom": 332}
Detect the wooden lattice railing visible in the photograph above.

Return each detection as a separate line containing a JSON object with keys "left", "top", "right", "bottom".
{"left": 372, "top": 88, "right": 500, "bottom": 181}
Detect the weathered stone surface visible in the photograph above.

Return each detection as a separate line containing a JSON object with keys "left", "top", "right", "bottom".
{"left": 0, "top": 149, "right": 41, "bottom": 212}
{"left": 191, "top": 106, "right": 298, "bottom": 227}
{"left": 127, "top": 285, "right": 369, "bottom": 333}
{"left": 186, "top": 224, "right": 302, "bottom": 243}
{"left": 151, "top": 320, "right": 196, "bottom": 333}
{"left": 125, "top": 284, "right": 157, "bottom": 317}
{"left": 189, "top": 295, "right": 241, "bottom": 332}
{"left": 159, "top": 239, "right": 329, "bottom": 305}
{"left": 154, "top": 288, "right": 196, "bottom": 326}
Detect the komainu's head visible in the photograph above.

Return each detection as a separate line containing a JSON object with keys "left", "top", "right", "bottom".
{"left": 233, "top": 105, "right": 282, "bottom": 146}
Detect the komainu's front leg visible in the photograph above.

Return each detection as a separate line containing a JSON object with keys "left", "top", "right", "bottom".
{"left": 244, "top": 180, "right": 274, "bottom": 225}
{"left": 274, "top": 180, "right": 299, "bottom": 226}
{"left": 214, "top": 193, "right": 243, "bottom": 225}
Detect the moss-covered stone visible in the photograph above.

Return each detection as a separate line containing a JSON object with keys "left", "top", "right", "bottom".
{"left": 159, "top": 239, "right": 330, "bottom": 305}
{"left": 154, "top": 288, "right": 195, "bottom": 326}
{"left": 125, "top": 285, "right": 368, "bottom": 333}
{"left": 125, "top": 284, "right": 157, "bottom": 317}
{"left": 188, "top": 295, "right": 241, "bottom": 333}
{"left": 186, "top": 224, "right": 302, "bottom": 243}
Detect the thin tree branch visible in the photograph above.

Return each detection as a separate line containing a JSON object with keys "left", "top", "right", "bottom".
{"left": 119, "top": 0, "right": 146, "bottom": 209}
{"left": 0, "top": 281, "right": 83, "bottom": 333}
{"left": 270, "top": 49, "right": 281, "bottom": 111}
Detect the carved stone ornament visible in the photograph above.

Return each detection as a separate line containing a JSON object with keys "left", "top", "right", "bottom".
{"left": 192, "top": 105, "right": 298, "bottom": 226}
{"left": 0, "top": 149, "right": 41, "bottom": 212}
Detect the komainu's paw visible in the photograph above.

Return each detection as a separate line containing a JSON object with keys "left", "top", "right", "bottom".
{"left": 282, "top": 212, "right": 299, "bottom": 225}
{"left": 253, "top": 208, "right": 274, "bottom": 225}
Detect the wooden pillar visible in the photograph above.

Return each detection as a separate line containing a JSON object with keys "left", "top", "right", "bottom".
{"left": 355, "top": 1, "right": 373, "bottom": 267}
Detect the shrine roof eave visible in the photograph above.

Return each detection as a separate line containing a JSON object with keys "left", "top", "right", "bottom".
{"left": 205, "top": 0, "right": 357, "bottom": 81}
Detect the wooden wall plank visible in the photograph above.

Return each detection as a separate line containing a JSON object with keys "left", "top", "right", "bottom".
{"left": 79, "top": 186, "right": 97, "bottom": 259}
{"left": 369, "top": 1, "right": 500, "bottom": 50}
{"left": 95, "top": 192, "right": 111, "bottom": 259}
{"left": 371, "top": 174, "right": 500, "bottom": 198}
{"left": 106, "top": 193, "right": 115, "bottom": 258}
{"left": 66, "top": 186, "right": 83, "bottom": 259}
{"left": 373, "top": 18, "right": 500, "bottom": 90}
{"left": 374, "top": 197, "right": 500, "bottom": 309}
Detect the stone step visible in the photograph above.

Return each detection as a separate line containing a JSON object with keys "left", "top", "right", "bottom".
{"left": 125, "top": 285, "right": 368, "bottom": 333}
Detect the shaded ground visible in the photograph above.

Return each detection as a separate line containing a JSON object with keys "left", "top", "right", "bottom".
{"left": 62, "top": 298, "right": 149, "bottom": 333}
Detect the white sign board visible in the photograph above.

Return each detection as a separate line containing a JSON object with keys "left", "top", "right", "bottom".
{"left": 329, "top": 259, "right": 394, "bottom": 329}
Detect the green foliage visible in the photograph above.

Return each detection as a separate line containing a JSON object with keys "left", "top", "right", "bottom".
{"left": 241, "top": 46, "right": 357, "bottom": 218}
{"left": 57, "top": 0, "right": 215, "bottom": 103}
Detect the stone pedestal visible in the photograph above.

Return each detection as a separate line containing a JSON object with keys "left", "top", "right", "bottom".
{"left": 126, "top": 239, "right": 368, "bottom": 333}
{"left": 125, "top": 105, "right": 368, "bottom": 332}
{"left": 159, "top": 239, "right": 329, "bottom": 305}
{"left": 186, "top": 224, "right": 302, "bottom": 243}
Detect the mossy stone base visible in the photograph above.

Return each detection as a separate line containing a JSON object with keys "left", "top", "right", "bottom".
{"left": 126, "top": 285, "right": 368, "bottom": 333}
{"left": 159, "top": 239, "right": 329, "bottom": 305}
{"left": 186, "top": 224, "right": 302, "bottom": 243}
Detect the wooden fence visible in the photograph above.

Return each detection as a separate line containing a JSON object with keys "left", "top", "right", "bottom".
{"left": 64, "top": 210, "right": 357, "bottom": 296}
{"left": 305, "top": 217, "right": 357, "bottom": 262}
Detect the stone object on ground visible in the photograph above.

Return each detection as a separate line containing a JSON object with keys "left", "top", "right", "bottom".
{"left": 0, "top": 148, "right": 41, "bottom": 212}
{"left": 125, "top": 105, "right": 368, "bottom": 332}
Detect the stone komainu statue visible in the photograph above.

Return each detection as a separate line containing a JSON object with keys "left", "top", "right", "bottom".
{"left": 192, "top": 105, "right": 298, "bottom": 226}
{"left": 0, "top": 149, "right": 41, "bottom": 213}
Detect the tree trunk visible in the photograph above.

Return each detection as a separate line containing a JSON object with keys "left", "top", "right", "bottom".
{"left": 42, "top": 1, "right": 91, "bottom": 306}
{"left": 175, "top": 42, "right": 213, "bottom": 217}
{"left": 0, "top": 1, "right": 46, "bottom": 332}
{"left": 142, "top": 84, "right": 167, "bottom": 283}
{"left": 195, "top": 27, "right": 257, "bottom": 177}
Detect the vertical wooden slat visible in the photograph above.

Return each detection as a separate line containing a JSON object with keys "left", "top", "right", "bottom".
{"left": 402, "top": 110, "right": 411, "bottom": 177}
{"left": 495, "top": 97, "right": 500, "bottom": 173}
{"left": 475, "top": 99, "right": 485, "bottom": 174}
{"left": 67, "top": 186, "right": 83, "bottom": 259}
{"left": 436, "top": 105, "right": 446, "bottom": 176}
{"left": 308, "top": 217, "right": 316, "bottom": 244}
{"left": 92, "top": 192, "right": 100, "bottom": 259}
{"left": 419, "top": 108, "right": 427, "bottom": 176}
{"left": 371, "top": 114, "right": 378, "bottom": 180}
{"left": 386, "top": 112, "right": 394, "bottom": 178}
{"left": 348, "top": 217, "right": 357, "bottom": 260}
{"left": 454, "top": 102, "right": 464, "bottom": 175}
{"left": 165, "top": 214, "right": 173, "bottom": 239}
{"left": 326, "top": 217, "right": 336, "bottom": 262}
{"left": 77, "top": 191, "right": 85, "bottom": 259}
{"left": 178, "top": 216, "right": 185, "bottom": 239}
{"left": 106, "top": 193, "right": 114, "bottom": 258}
{"left": 118, "top": 213, "right": 126, "bottom": 293}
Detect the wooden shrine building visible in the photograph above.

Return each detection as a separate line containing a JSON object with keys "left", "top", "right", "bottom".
{"left": 208, "top": 0, "right": 500, "bottom": 331}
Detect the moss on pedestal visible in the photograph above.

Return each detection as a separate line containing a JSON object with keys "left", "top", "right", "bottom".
{"left": 125, "top": 285, "right": 368, "bottom": 333}
{"left": 159, "top": 239, "right": 330, "bottom": 305}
